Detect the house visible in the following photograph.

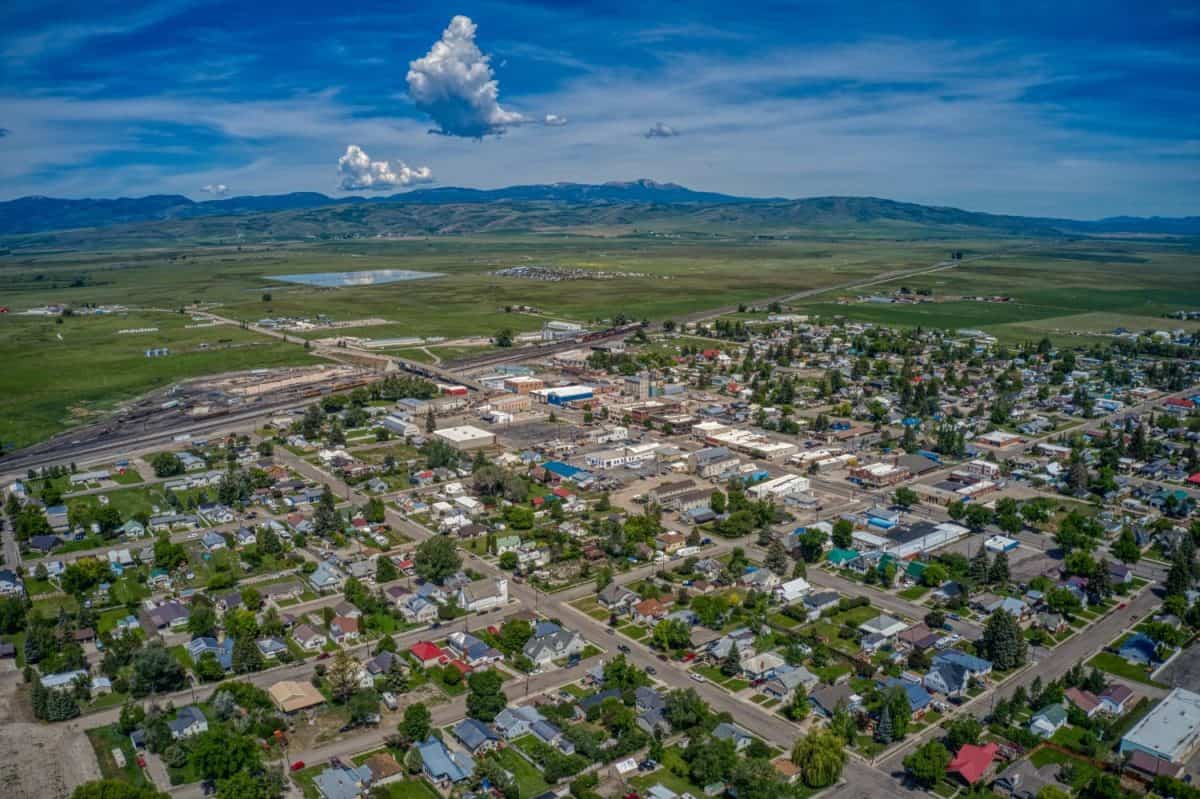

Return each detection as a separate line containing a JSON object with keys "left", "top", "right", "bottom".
{"left": 858, "top": 614, "right": 907, "bottom": 639}
{"left": 361, "top": 753, "right": 404, "bottom": 787}
{"left": 933, "top": 650, "right": 993, "bottom": 677}
{"left": 200, "top": 531, "right": 226, "bottom": 551}
{"left": 494, "top": 705, "right": 544, "bottom": 740}
{"left": 632, "top": 598, "right": 669, "bottom": 625}
{"left": 1118, "top": 632, "right": 1158, "bottom": 665}
{"left": 946, "top": 742, "right": 998, "bottom": 786}
{"left": 313, "top": 764, "right": 372, "bottom": 799}
{"left": 270, "top": 680, "right": 326, "bottom": 713}
{"left": 810, "top": 683, "right": 860, "bottom": 718}
{"left": 261, "top": 581, "right": 304, "bottom": 604}
{"left": 398, "top": 595, "right": 438, "bottom": 624}
{"left": 235, "top": 528, "right": 257, "bottom": 547}
{"left": 712, "top": 722, "right": 754, "bottom": 752}
{"left": 41, "top": 670, "right": 89, "bottom": 691}
{"left": 924, "top": 661, "right": 970, "bottom": 697}
{"left": 0, "top": 569, "right": 24, "bottom": 597}
{"left": 330, "top": 616, "right": 360, "bottom": 644}
{"left": 761, "top": 665, "right": 819, "bottom": 701}
{"left": 168, "top": 706, "right": 209, "bottom": 740}
{"left": 453, "top": 718, "right": 501, "bottom": 754}
{"left": 309, "top": 562, "right": 344, "bottom": 593}
{"left": 803, "top": 591, "right": 840, "bottom": 620}
{"left": 416, "top": 737, "right": 474, "bottom": 785}
{"left": 523, "top": 626, "right": 586, "bottom": 665}
{"left": 897, "top": 624, "right": 941, "bottom": 653}
{"left": 1029, "top": 704, "right": 1068, "bottom": 738}
{"left": 447, "top": 632, "right": 503, "bottom": 666}
{"left": 773, "top": 577, "right": 811, "bottom": 604}
{"left": 410, "top": 641, "right": 447, "bottom": 669}
{"left": 458, "top": 578, "right": 508, "bottom": 613}
{"left": 186, "top": 637, "right": 233, "bottom": 671}
{"left": 146, "top": 601, "right": 189, "bottom": 630}
{"left": 1099, "top": 683, "right": 1134, "bottom": 715}
{"left": 881, "top": 677, "right": 933, "bottom": 716}
{"left": 293, "top": 624, "right": 328, "bottom": 652}
{"left": 1064, "top": 687, "right": 1101, "bottom": 717}
{"left": 741, "top": 651, "right": 786, "bottom": 681}
{"left": 993, "top": 759, "right": 1058, "bottom": 799}
{"left": 531, "top": 719, "right": 574, "bottom": 753}
{"left": 256, "top": 637, "right": 289, "bottom": 660}
{"left": 1035, "top": 612, "right": 1066, "bottom": 633}
{"left": 597, "top": 582, "right": 639, "bottom": 611}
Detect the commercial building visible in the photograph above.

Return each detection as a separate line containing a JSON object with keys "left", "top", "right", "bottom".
{"left": 433, "top": 425, "right": 497, "bottom": 451}
{"left": 747, "top": 474, "right": 811, "bottom": 500}
{"left": 503, "top": 375, "right": 544, "bottom": 394}
{"left": 531, "top": 385, "right": 594, "bottom": 405}
{"left": 849, "top": 462, "right": 910, "bottom": 487}
{"left": 885, "top": 521, "right": 970, "bottom": 559}
{"left": 1119, "top": 687, "right": 1200, "bottom": 765}
{"left": 706, "top": 428, "right": 797, "bottom": 461}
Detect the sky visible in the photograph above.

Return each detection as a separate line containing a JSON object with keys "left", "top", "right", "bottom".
{"left": 1, "top": 0, "right": 1198, "bottom": 218}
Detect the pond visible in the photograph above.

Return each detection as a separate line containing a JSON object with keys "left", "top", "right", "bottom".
{"left": 268, "top": 269, "right": 445, "bottom": 287}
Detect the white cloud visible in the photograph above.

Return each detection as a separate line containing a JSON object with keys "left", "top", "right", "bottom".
{"left": 336, "top": 144, "right": 432, "bottom": 191}
{"left": 202, "top": 183, "right": 229, "bottom": 196}
{"left": 543, "top": 114, "right": 568, "bottom": 127}
{"left": 644, "top": 122, "right": 679, "bottom": 138}
{"left": 407, "top": 15, "right": 535, "bottom": 138}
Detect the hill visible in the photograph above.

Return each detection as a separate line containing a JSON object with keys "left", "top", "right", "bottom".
{"left": 0, "top": 181, "right": 1196, "bottom": 242}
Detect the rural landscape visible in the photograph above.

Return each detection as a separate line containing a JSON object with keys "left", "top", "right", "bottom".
{"left": 2, "top": 4, "right": 1199, "bottom": 799}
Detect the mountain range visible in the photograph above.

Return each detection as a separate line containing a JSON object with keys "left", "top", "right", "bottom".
{"left": 0, "top": 179, "right": 1197, "bottom": 240}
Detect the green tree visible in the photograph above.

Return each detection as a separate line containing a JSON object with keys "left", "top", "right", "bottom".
{"left": 466, "top": 670, "right": 507, "bottom": 722}
{"left": 130, "top": 645, "right": 186, "bottom": 697}
{"left": 979, "top": 609, "right": 1027, "bottom": 670}
{"left": 831, "top": 519, "right": 853, "bottom": 549}
{"left": 71, "top": 781, "right": 168, "bottom": 799}
{"left": 498, "top": 551, "right": 518, "bottom": 570}
{"left": 791, "top": 728, "right": 847, "bottom": 789}
{"left": 904, "top": 741, "right": 951, "bottom": 787}
{"left": 413, "top": 536, "right": 461, "bottom": 585}
{"left": 194, "top": 652, "right": 225, "bottom": 682}
{"left": 945, "top": 717, "right": 982, "bottom": 750}
{"left": 187, "top": 604, "right": 217, "bottom": 638}
{"left": 375, "top": 556, "right": 398, "bottom": 583}
{"left": 765, "top": 538, "right": 789, "bottom": 575}
{"left": 875, "top": 703, "right": 893, "bottom": 744}
{"left": 893, "top": 487, "right": 918, "bottom": 509}
{"left": 150, "top": 452, "right": 183, "bottom": 478}
{"left": 1112, "top": 528, "right": 1141, "bottom": 564}
{"left": 401, "top": 702, "right": 432, "bottom": 743}
{"left": 989, "top": 551, "right": 1011, "bottom": 585}
{"left": 313, "top": 485, "right": 341, "bottom": 536}
{"left": 720, "top": 644, "right": 742, "bottom": 678}
{"left": 190, "top": 728, "right": 261, "bottom": 780}
{"left": 652, "top": 619, "right": 691, "bottom": 651}
{"left": 709, "top": 490, "right": 726, "bottom": 515}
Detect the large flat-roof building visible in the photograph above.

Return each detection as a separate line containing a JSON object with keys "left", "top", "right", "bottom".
{"left": 1119, "top": 687, "right": 1200, "bottom": 765}
{"left": 433, "top": 425, "right": 497, "bottom": 451}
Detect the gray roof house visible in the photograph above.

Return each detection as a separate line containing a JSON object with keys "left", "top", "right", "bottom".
{"left": 168, "top": 706, "right": 208, "bottom": 739}
{"left": 453, "top": 718, "right": 501, "bottom": 754}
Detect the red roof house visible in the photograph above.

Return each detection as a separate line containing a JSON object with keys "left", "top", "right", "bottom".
{"left": 946, "top": 742, "right": 998, "bottom": 785}
{"left": 410, "top": 641, "right": 446, "bottom": 668}
{"left": 1187, "top": 473, "right": 1200, "bottom": 486}
{"left": 1064, "top": 687, "right": 1101, "bottom": 717}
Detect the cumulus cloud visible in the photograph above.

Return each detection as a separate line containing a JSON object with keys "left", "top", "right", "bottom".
{"left": 202, "top": 183, "right": 229, "bottom": 196}
{"left": 407, "top": 15, "right": 539, "bottom": 138}
{"left": 644, "top": 122, "right": 679, "bottom": 138}
{"left": 543, "top": 114, "right": 568, "bottom": 127}
{"left": 337, "top": 144, "right": 433, "bottom": 191}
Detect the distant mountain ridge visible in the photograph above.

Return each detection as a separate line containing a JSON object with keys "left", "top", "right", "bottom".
{"left": 0, "top": 180, "right": 1196, "bottom": 237}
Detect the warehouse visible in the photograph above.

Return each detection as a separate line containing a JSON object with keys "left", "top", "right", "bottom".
{"left": 747, "top": 473, "right": 811, "bottom": 500}
{"left": 985, "top": 535, "right": 1020, "bottom": 553}
{"left": 531, "top": 385, "right": 594, "bottom": 405}
{"left": 433, "top": 425, "right": 497, "bottom": 451}
{"left": 503, "top": 375, "right": 544, "bottom": 394}
{"left": 487, "top": 394, "right": 532, "bottom": 413}
{"left": 1120, "top": 687, "right": 1200, "bottom": 765}
{"left": 885, "top": 521, "right": 969, "bottom": 559}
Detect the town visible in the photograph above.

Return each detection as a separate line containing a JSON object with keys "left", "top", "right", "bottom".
{"left": 2, "top": 311, "right": 1199, "bottom": 799}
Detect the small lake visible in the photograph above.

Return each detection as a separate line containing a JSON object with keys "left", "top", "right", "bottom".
{"left": 268, "top": 269, "right": 445, "bottom": 287}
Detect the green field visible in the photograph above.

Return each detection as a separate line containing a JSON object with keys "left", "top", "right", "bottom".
{"left": 2, "top": 233, "right": 1197, "bottom": 451}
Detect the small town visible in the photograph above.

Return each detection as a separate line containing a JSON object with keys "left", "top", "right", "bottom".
{"left": 2, "top": 313, "right": 1199, "bottom": 799}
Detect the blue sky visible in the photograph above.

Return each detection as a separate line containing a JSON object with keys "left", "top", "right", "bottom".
{"left": 1, "top": 0, "right": 1197, "bottom": 217}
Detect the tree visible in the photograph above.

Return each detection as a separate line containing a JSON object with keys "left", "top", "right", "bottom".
{"left": 190, "top": 728, "right": 261, "bottom": 780}
{"left": 400, "top": 702, "right": 431, "bottom": 743}
{"left": 71, "top": 781, "right": 168, "bottom": 799}
{"left": 232, "top": 636, "right": 263, "bottom": 674}
{"left": 117, "top": 701, "right": 146, "bottom": 735}
{"left": 1113, "top": 528, "right": 1141, "bottom": 565}
{"left": 720, "top": 643, "right": 742, "bottom": 678}
{"left": 130, "top": 645, "right": 186, "bottom": 697}
{"left": 831, "top": 519, "right": 853, "bottom": 550}
{"left": 765, "top": 538, "right": 789, "bottom": 575}
{"left": 652, "top": 619, "right": 691, "bottom": 651}
{"left": 875, "top": 703, "right": 894, "bottom": 744}
{"left": 664, "top": 688, "right": 710, "bottom": 731}
{"left": 327, "top": 648, "right": 360, "bottom": 702}
{"left": 963, "top": 504, "right": 993, "bottom": 531}
{"left": 187, "top": 604, "right": 217, "bottom": 638}
{"left": 969, "top": 546, "right": 991, "bottom": 585}
{"left": 466, "top": 670, "right": 507, "bottom": 722}
{"left": 893, "top": 487, "right": 918, "bottom": 509}
{"left": 710, "top": 490, "right": 726, "bottom": 515}
{"left": 989, "top": 551, "right": 1010, "bottom": 585}
{"left": 150, "top": 452, "right": 183, "bottom": 478}
{"left": 945, "top": 717, "right": 982, "bottom": 750}
{"left": 498, "top": 551, "right": 518, "bottom": 570}
{"left": 414, "top": 536, "right": 461, "bottom": 585}
{"left": 215, "top": 771, "right": 277, "bottom": 799}
{"left": 195, "top": 652, "right": 225, "bottom": 682}
{"left": 375, "top": 556, "right": 398, "bottom": 583}
{"left": 496, "top": 619, "right": 533, "bottom": 655}
{"left": 791, "top": 728, "right": 847, "bottom": 789}
{"left": 348, "top": 690, "right": 380, "bottom": 725}
{"left": 904, "top": 741, "right": 951, "bottom": 787}
{"left": 313, "top": 485, "right": 341, "bottom": 536}
{"left": 787, "top": 689, "right": 810, "bottom": 721}
{"left": 979, "top": 609, "right": 1027, "bottom": 670}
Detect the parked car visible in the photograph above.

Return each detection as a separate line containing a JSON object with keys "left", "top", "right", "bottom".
{"left": 290, "top": 761, "right": 306, "bottom": 772}
{"left": 646, "top": 666, "right": 657, "bottom": 675}
{"left": 690, "top": 673, "right": 705, "bottom": 683}
{"left": 618, "top": 644, "right": 631, "bottom": 654}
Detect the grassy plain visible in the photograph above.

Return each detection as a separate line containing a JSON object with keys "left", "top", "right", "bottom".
{"left": 1, "top": 233, "right": 1197, "bottom": 450}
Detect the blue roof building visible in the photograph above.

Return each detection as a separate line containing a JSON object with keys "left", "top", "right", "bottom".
{"left": 882, "top": 677, "right": 933, "bottom": 714}
{"left": 416, "top": 737, "right": 474, "bottom": 784}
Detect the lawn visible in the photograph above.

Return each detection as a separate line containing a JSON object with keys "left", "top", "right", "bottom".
{"left": 1087, "top": 652, "right": 1167, "bottom": 687}
{"left": 87, "top": 726, "right": 152, "bottom": 788}
{"left": 630, "top": 746, "right": 706, "bottom": 798}
{"left": 898, "top": 585, "right": 930, "bottom": 600}
{"left": 489, "top": 746, "right": 550, "bottom": 797}
{"left": 374, "top": 780, "right": 442, "bottom": 799}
